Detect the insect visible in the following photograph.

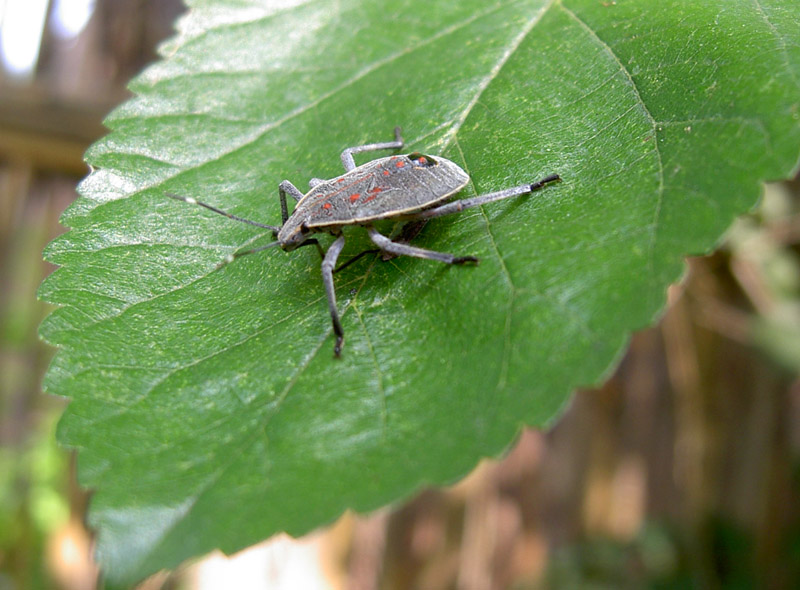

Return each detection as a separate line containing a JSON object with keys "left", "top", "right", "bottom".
{"left": 168, "top": 127, "right": 560, "bottom": 357}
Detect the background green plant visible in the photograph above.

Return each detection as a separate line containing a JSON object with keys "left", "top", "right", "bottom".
{"left": 38, "top": 0, "right": 800, "bottom": 585}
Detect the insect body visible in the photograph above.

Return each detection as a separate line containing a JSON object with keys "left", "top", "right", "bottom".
{"left": 277, "top": 150, "right": 469, "bottom": 249}
{"left": 168, "top": 128, "right": 560, "bottom": 357}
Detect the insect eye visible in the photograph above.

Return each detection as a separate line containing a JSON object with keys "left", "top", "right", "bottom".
{"left": 408, "top": 152, "right": 437, "bottom": 167}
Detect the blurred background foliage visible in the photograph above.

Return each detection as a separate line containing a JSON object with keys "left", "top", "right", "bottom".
{"left": 0, "top": 1, "right": 798, "bottom": 588}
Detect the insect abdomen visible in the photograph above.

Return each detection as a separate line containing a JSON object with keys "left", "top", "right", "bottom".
{"left": 301, "top": 155, "right": 469, "bottom": 227}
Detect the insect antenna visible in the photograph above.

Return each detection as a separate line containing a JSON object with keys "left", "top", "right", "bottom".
{"left": 215, "top": 240, "right": 282, "bottom": 269}
{"left": 166, "top": 193, "right": 280, "bottom": 232}
{"left": 529, "top": 174, "right": 561, "bottom": 191}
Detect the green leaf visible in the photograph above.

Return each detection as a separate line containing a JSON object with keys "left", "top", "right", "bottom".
{"left": 39, "top": 0, "right": 800, "bottom": 584}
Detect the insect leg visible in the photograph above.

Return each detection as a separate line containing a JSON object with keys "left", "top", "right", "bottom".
{"left": 334, "top": 249, "right": 381, "bottom": 273}
{"left": 366, "top": 226, "right": 477, "bottom": 265}
{"left": 407, "top": 174, "right": 561, "bottom": 221}
{"left": 296, "top": 238, "right": 325, "bottom": 259}
{"left": 380, "top": 219, "right": 428, "bottom": 261}
{"left": 278, "top": 180, "right": 304, "bottom": 224}
{"left": 340, "top": 127, "right": 404, "bottom": 172}
{"left": 321, "top": 234, "right": 347, "bottom": 357}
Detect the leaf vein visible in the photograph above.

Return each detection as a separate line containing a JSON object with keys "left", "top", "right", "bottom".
{"left": 352, "top": 303, "right": 388, "bottom": 434}
{"left": 440, "top": 0, "right": 556, "bottom": 149}
{"left": 751, "top": 0, "right": 800, "bottom": 89}
{"left": 558, "top": 3, "right": 665, "bottom": 287}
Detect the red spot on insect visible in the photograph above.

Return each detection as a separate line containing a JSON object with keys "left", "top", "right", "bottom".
{"left": 369, "top": 186, "right": 383, "bottom": 194}
{"left": 418, "top": 156, "right": 427, "bottom": 164}
{"left": 322, "top": 202, "right": 332, "bottom": 210}
{"left": 383, "top": 170, "right": 390, "bottom": 176}
{"left": 337, "top": 178, "right": 345, "bottom": 183}
{"left": 363, "top": 195, "right": 377, "bottom": 203}
{"left": 349, "top": 193, "right": 360, "bottom": 203}
{"left": 395, "top": 160, "right": 405, "bottom": 168}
